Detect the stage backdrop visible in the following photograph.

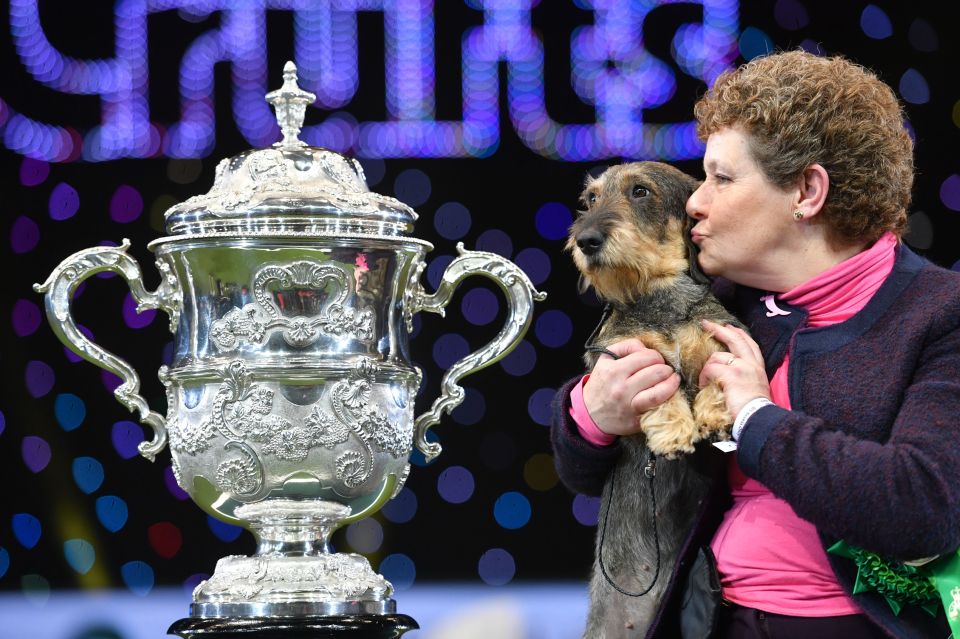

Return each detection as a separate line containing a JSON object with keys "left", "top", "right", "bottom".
{"left": 1, "top": 0, "right": 958, "bottom": 625}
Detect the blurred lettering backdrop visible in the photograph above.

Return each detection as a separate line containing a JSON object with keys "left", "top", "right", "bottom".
{"left": 1, "top": 0, "right": 958, "bottom": 602}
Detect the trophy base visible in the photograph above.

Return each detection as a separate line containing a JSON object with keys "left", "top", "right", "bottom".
{"left": 168, "top": 614, "right": 418, "bottom": 638}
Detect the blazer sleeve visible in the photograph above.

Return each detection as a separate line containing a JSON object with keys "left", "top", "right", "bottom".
{"left": 736, "top": 311, "right": 960, "bottom": 560}
{"left": 550, "top": 377, "right": 622, "bottom": 497}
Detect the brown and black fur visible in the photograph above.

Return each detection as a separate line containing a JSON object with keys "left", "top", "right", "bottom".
{"left": 567, "top": 162, "right": 743, "bottom": 638}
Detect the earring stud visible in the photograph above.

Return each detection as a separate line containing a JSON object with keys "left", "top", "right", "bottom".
{"left": 793, "top": 210, "right": 804, "bottom": 220}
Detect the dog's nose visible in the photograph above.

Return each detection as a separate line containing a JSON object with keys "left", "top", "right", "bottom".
{"left": 576, "top": 229, "right": 605, "bottom": 256}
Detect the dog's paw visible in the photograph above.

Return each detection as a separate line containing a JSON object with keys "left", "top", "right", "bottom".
{"left": 639, "top": 393, "right": 698, "bottom": 457}
{"left": 693, "top": 382, "right": 733, "bottom": 439}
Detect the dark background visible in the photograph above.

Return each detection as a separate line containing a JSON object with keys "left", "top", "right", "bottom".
{"left": 1, "top": 0, "right": 958, "bottom": 598}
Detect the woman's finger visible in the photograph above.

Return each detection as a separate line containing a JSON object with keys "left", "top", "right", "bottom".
{"left": 703, "top": 320, "right": 762, "bottom": 362}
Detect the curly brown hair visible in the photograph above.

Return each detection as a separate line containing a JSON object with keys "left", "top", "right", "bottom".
{"left": 694, "top": 50, "right": 913, "bottom": 246}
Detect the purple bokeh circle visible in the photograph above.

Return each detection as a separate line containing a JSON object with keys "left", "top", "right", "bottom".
{"left": 20, "top": 157, "right": 50, "bottom": 187}
{"left": 22, "top": 436, "right": 52, "bottom": 473}
{"left": 49, "top": 182, "right": 80, "bottom": 220}
{"left": 940, "top": 174, "right": 960, "bottom": 211}
{"left": 11, "top": 216, "right": 40, "bottom": 254}
{"left": 25, "top": 360, "right": 55, "bottom": 398}
{"left": 436, "top": 465, "right": 475, "bottom": 504}
{"left": 12, "top": 299, "right": 42, "bottom": 337}
{"left": 110, "top": 185, "right": 144, "bottom": 223}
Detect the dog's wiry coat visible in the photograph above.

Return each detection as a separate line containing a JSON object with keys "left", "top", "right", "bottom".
{"left": 567, "top": 162, "right": 744, "bottom": 638}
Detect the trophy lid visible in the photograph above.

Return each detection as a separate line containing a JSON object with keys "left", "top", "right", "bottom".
{"left": 162, "top": 61, "right": 417, "bottom": 238}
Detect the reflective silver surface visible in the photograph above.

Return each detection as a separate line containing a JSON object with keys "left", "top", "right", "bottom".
{"left": 34, "top": 62, "right": 545, "bottom": 619}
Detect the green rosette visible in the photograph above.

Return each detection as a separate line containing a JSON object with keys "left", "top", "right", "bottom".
{"left": 828, "top": 541, "right": 960, "bottom": 636}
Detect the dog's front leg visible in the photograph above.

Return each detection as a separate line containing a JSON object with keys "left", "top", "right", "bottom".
{"left": 638, "top": 392, "right": 697, "bottom": 458}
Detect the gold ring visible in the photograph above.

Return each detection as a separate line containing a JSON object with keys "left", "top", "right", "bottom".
{"left": 725, "top": 356, "right": 736, "bottom": 366}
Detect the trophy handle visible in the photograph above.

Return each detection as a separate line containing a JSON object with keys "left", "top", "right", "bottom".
{"left": 410, "top": 243, "right": 547, "bottom": 462}
{"left": 33, "top": 239, "right": 182, "bottom": 461}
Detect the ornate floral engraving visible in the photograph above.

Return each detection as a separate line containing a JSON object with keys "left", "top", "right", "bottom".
{"left": 215, "top": 443, "right": 262, "bottom": 495}
{"left": 196, "top": 552, "right": 390, "bottom": 604}
{"left": 168, "top": 417, "right": 217, "bottom": 455}
{"left": 209, "top": 260, "right": 374, "bottom": 350}
{"left": 306, "top": 405, "right": 350, "bottom": 449}
{"left": 169, "top": 358, "right": 409, "bottom": 494}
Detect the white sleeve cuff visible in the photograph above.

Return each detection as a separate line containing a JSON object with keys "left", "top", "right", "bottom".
{"left": 732, "top": 397, "right": 775, "bottom": 441}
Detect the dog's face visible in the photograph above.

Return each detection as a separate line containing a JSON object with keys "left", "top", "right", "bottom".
{"left": 567, "top": 161, "right": 702, "bottom": 304}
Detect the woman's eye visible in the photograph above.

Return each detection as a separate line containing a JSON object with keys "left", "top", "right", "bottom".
{"left": 714, "top": 174, "right": 731, "bottom": 183}
{"left": 632, "top": 185, "right": 649, "bottom": 198}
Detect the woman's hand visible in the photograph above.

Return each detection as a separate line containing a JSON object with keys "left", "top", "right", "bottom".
{"left": 698, "top": 320, "right": 772, "bottom": 416}
{"left": 583, "top": 338, "right": 681, "bottom": 437}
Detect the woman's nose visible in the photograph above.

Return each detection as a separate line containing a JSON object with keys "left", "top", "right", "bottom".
{"left": 686, "top": 184, "right": 706, "bottom": 219}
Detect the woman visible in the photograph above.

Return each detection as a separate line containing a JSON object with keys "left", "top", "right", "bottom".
{"left": 552, "top": 50, "right": 960, "bottom": 638}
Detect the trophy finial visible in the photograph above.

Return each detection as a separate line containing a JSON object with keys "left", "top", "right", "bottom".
{"left": 266, "top": 61, "right": 317, "bottom": 148}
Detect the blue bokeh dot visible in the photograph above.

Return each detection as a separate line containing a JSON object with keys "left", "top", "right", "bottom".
{"left": 527, "top": 387, "right": 556, "bottom": 426}
{"left": 382, "top": 487, "right": 418, "bottom": 524}
{"left": 394, "top": 169, "right": 431, "bottom": 208}
{"left": 860, "top": 4, "right": 892, "bottom": 39}
{"left": 0, "top": 409, "right": 5, "bottom": 437}
{"left": 207, "top": 516, "right": 244, "bottom": 542}
{"left": 12, "top": 513, "right": 42, "bottom": 549}
{"left": 899, "top": 69, "right": 930, "bottom": 105}
{"left": 514, "top": 247, "right": 551, "bottom": 286}
{"left": 111, "top": 421, "right": 145, "bottom": 459}
{"left": 432, "top": 333, "right": 470, "bottom": 369}
{"left": 572, "top": 494, "right": 601, "bottom": 526}
{"left": 478, "top": 548, "right": 516, "bottom": 586}
{"left": 379, "top": 553, "right": 416, "bottom": 591}
{"left": 63, "top": 539, "right": 95, "bottom": 575}
{"left": 25, "top": 360, "right": 55, "bottom": 398}
{"left": 500, "top": 339, "right": 536, "bottom": 377}
{"left": 475, "top": 229, "right": 513, "bottom": 258}
{"left": 72, "top": 456, "right": 105, "bottom": 494}
{"left": 437, "top": 465, "right": 475, "bottom": 504}
{"left": 535, "top": 202, "right": 573, "bottom": 241}
{"left": 738, "top": 26, "right": 773, "bottom": 61}
{"left": 461, "top": 288, "right": 499, "bottom": 326}
{"left": 54, "top": 393, "right": 86, "bottom": 431}
{"left": 434, "top": 202, "right": 471, "bottom": 240}
{"left": 121, "top": 560, "right": 155, "bottom": 596}
{"left": 48, "top": 182, "right": 80, "bottom": 221}
{"left": 534, "top": 310, "right": 573, "bottom": 348}
{"left": 493, "top": 491, "right": 532, "bottom": 529}
{"left": 95, "top": 496, "right": 129, "bottom": 532}
{"left": 451, "top": 387, "right": 486, "bottom": 426}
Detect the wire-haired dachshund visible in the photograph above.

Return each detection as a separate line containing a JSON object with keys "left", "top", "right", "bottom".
{"left": 567, "top": 161, "right": 743, "bottom": 638}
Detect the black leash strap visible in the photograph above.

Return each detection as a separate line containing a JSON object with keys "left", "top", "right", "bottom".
{"left": 598, "top": 450, "right": 661, "bottom": 597}
{"left": 582, "top": 306, "right": 662, "bottom": 597}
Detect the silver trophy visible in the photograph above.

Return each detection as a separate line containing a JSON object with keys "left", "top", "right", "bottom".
{"left": 34, "top": 62, "right": 545, "bottom": 632}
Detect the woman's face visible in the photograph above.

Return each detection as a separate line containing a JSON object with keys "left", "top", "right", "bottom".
{"left": 687, "top": 127, "right": 798, "bottom": 290}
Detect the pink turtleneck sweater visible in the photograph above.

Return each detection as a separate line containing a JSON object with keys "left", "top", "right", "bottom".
{"left": 571, "top": 232, "right": 898, "bottom": 615}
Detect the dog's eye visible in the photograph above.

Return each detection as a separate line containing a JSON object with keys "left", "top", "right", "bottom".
{"left": 588, "top": 193, "right": 597, "bottom": 204}
{"left": 632, "top": 185, "right": 649, "bottom": 198}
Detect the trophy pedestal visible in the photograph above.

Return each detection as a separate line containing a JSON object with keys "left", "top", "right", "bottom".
{"left": 168, "top": 614, "right": 419, "bottom": 638}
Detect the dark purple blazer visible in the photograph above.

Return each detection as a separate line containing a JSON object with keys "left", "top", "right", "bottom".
{"left": 551, "top": 244, "right": 960, "bottom": 639}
